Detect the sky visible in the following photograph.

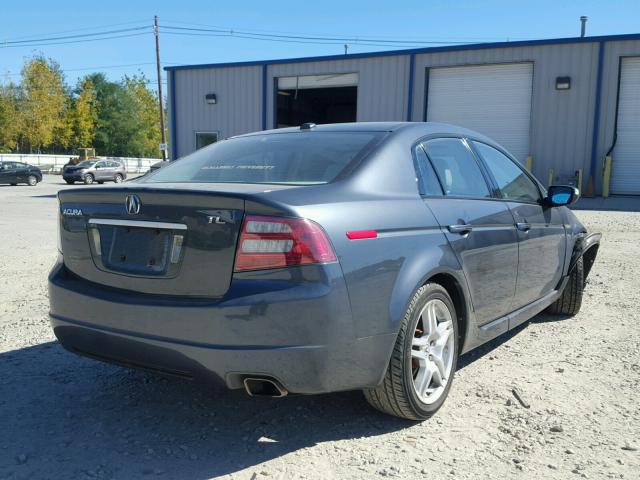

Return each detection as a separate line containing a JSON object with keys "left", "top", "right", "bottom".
{"left": 1, "top": 0, "right": 639, "bottom": 89}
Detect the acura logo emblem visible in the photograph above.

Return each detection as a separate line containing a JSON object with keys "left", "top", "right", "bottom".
{"left": 125, "top": 194, "right": 141, "bottom": 215}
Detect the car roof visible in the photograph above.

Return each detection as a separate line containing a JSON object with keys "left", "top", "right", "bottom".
{"left": 232, "top": 121, "right": 494, "bottom": 143}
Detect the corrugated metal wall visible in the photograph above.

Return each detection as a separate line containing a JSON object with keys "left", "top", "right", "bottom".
{"left": 171, "top": 65, "right": 262, "bottom": 158}
{"left": 169, "top": 38, "right": 640, "bottom": 194}
{"left": 596, "top": 39, "right": 640, "bottom": 190}
{"left": 412, "top": 43, "right": 599, "bottom": 186}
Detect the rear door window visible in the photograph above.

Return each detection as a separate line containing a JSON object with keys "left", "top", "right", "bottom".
{"left": 422, "top": 138, "right": 491, "bottom": 198}
{"left": 414, "top": 145, "right": 443, "bottom": 196}
{"left": 144, "top": 132, "right": 384, "bottom": 185}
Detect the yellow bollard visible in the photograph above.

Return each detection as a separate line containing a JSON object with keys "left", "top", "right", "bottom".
{"left": 576, "top": 168, "right": 583, "bottom": 195}
{"left": 547, "top": 168, "right": 555, "bottom": 188}
{"left": 525, "top": 156, "right": 533, "bottom": 172}
{"left": 603, "top": 155, "right": 612, "bottom": 198}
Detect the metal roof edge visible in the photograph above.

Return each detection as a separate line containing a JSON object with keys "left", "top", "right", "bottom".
{"left": 164, "top": 32, "right": 640, "bottom": 72}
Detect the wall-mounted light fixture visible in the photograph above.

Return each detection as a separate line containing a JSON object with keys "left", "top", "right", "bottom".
{"left": 555, "top": 77, "right": 571, "bottom": 90}
{"left": 205, "top": 93, "right": 217, "bottom": 105}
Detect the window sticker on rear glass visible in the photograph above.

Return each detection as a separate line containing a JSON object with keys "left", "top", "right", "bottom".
{"left": 201, "top": 165, "right": 276, "bottom": 170}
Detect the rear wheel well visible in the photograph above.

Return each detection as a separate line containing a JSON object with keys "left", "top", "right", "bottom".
{"left": 427, "top": 273, "right": 467, "bottom": 353}
{"left": 582, "top": 245, "right": 599, "bottom": 281}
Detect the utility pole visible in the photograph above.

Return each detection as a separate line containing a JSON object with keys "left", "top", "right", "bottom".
{"left": 154, "top": 15, "right": 168, "bottom": 161}
{"left": 344, "top": 44, "right": 348, "bottom": 55}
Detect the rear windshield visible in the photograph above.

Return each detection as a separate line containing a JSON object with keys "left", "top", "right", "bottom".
{"left": 142, "top": 132, "right": 383, "bottom": 185}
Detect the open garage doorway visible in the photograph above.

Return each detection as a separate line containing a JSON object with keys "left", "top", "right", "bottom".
{"left": 276, "top": 73, "right": 358, "bottom": 128}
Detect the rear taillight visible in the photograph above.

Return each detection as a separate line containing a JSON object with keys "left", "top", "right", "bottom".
{"left": 234, "top": 215, "right": 336, "bottom": 272}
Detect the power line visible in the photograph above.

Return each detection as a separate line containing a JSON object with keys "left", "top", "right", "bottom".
{"left": 161, "top": 31, "right": 423, "bottom": 48}
{"left": 4, "top": 19, "right": 150, "bottom": 41}
{"left": 0, "top": 32, "right": 151, "bottom": 49}
{"left": 0, "top": 26, "right": 150, "bottom": 47}
{"left": 0, "top": 61, "right": 180, "bottom": 78}
{"left": 159, "top": 25, "right": 475, "bottom": 46}
{"left": 160, "top": 30, "right": 457, "bottom": 48}
{"left": 161, "top": 19, "right": 525, "bottom": 42}
{"left": 1, "top": 26, "right": 151, "bottom": 46}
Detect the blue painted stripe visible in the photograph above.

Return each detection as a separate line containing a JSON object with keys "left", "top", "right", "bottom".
{"left": 169, "top": 70, "right": 177, "bottom": 160}
{"left": 589, "top": 41, "right": 605, "bottom": 187}
{"left": 272, "top": 76, "right": 278, "bottom": 130}
{"left": 164, "top": 33, "right": 640, "bottom": 72}
{"left": 422, "top": 68, "right": 431, "bottom": 121}
{"left": 406, "top": 54, "right": 415, "bottom": 121}
{"left": 261, "top": 64, "right": 267, "bottom": 130}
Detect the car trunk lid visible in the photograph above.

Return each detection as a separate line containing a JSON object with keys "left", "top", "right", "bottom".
{"left": 57, "top": 185, "right": 266, "bottom": 298}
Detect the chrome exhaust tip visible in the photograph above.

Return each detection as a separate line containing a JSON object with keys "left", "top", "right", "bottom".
{"left": 243, "top": 377, "right": 288, "bottom": 398}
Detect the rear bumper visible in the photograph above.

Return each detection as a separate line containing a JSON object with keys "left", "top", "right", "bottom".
{"left": 49, "top": 260, "right": 395, "bottom": 394}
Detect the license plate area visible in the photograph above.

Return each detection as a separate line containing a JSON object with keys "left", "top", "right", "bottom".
{"left": 87, "top": 219, "right": 186, "bottom": 278}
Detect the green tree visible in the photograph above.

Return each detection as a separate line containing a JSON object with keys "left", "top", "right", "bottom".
{"left": 72, "top": 76, "right": 98, "bottom": 148}
{"left": 20, "top": 57, "right": 68, "bottom": 152}
{"left": 89, "top": 73, "right": 140, "bottom": 157}
{"left": 123, "top": 74, "right": 162, "bottom": 158}
{"left": 0, "top": 83, "right": 22, "bottom": 152}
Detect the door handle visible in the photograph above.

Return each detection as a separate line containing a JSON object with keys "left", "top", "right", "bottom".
{"left": 448, "top": 224, "right": 473, "bottom": 235}
{"left": 516, "top": 222, "right": 531, "bottom": 232}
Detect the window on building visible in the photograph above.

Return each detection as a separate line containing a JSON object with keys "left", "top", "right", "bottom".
{"left": 472, "top": 141, "right": 541, "bottom": 203}
{"left": 422, "top": 138, "right": 491, "bottom": 198}
{"left": 195, "top": 132, "right": 219, "bottom": 150}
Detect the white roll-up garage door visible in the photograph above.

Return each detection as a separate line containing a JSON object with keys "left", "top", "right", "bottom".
{"left": 426, "top": 63, "right": 533, "bottom": 163}
{"left": 611, "top": 57, "right": 640, "bottom": 195}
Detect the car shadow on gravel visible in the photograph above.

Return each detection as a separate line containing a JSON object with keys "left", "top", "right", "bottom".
{"left": 457, "top": 321, "right": 531, "bottom": 370}
{"left": 0, "top": 341, "right": 410, "bottom": 479}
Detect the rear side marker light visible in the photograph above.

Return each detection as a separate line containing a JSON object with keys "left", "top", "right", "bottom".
{"left": 346, "top": 230, "right": 378, "bottom": 240}
{"left": 234, "top": 215, "right": 336, "bottom": 272}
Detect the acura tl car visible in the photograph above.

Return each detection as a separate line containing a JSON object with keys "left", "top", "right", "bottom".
{"left": 62, "top": 159, "right": 127, "bottom": 185}
{"left": 49, "top": 122, "right": 600, "bottom": 420}
{"left": 0, "top": 161, "right": 42, "bottom": 186}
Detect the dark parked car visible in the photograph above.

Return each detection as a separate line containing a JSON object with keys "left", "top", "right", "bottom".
{"left": 49, "top": 122, "right": 600, "bottom": 420}
{"left": 62, "top": 159, "right": 127, "bottom": 185}
{"left": 0, "top": 161, "right": 42, "bottom": 186}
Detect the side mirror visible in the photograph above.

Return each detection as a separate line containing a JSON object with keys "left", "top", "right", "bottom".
{"left": 546, "top": 185, "right": 579, "bottom": 207}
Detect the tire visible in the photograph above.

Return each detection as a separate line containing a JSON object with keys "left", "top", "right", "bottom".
{"left": 547, "top": 255, "right": 584, "bottom": 316}
{"left": 27, "top": 175, "right": 37, "bottom": 186}
{"left": 363, "top": 283, "right": 459, "bottom": 420}
{"left": 83, "top": 174, "right": 94, "bottom": 185}
{"left": 114, "top": 174, "right": 123, "bottom": 183}
{"left": 65, "top": 180, "right": 74, "bottom": 185}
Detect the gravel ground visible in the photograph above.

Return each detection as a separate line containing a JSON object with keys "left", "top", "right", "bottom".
{"left": 1, "top": 177, "right": 638, "bottom": 480}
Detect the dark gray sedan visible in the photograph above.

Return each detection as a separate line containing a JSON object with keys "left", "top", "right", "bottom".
{"left": 49, "top": 122, "right": 600, "bottom": 420}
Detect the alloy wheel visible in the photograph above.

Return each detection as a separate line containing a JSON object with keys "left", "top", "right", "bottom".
{"left": 411, "top": 299, "right": 455, "bottom": 404}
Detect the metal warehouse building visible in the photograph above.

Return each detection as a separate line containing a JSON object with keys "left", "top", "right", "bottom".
{"left": 166, "top": 33, "right": 640, "bottom": 196}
